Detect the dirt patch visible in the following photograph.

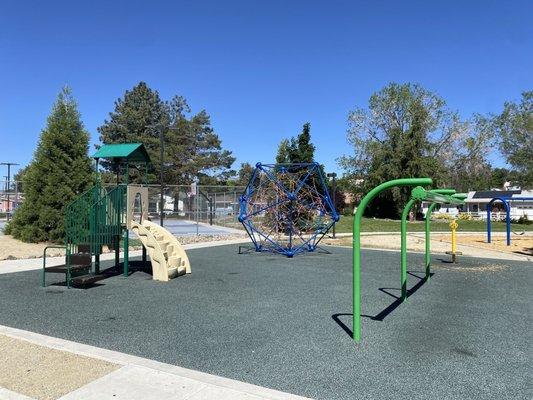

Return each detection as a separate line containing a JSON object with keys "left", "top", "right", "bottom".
{"left": 323, "top": 233, "right": 533, "bottom": 260}
{"left": 453, "top": 234, "right": 533, "bottom": 256}
{"left": 0, "top": 236, "right": 66, "bottom": 261}
{"left": 0, "top": 334, "right": 119, "bottom": 400}
{"left": 431, "top": 263, "right": 510, "bottom": 273}
{"left": 323, "top": 234, "right": 435, "bottom": 252}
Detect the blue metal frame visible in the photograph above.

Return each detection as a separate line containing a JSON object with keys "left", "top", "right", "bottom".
{"left": 487, "top": 196, "right": 533, "bottom": 246}
{"left": 239, "top": 162, "right": 339, "bottom": 257}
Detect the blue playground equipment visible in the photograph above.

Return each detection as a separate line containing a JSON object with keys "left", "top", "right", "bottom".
{"left": 238, "top": 162, "right": 339, "bottom": 257}
{"left": 487, "top": 196, "right": 533, "bottom": 245}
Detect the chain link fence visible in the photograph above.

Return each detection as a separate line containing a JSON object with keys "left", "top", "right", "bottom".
{"left": 1, "top": 181, "right": 245, "bottom": 235}
{"left": 145, "top": 184, "right": 246, "bottom": 231}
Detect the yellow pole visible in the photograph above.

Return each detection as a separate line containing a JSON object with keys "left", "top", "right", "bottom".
{"left": 447, "top": 219, "right": 461, "bottom": 263}
{"left": 450, "top": 220, "right": 457, "bottom": 253}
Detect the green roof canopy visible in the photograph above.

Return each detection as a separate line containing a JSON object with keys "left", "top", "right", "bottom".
{"left": 92, "top": 143, "right": 151, "bottom": 163}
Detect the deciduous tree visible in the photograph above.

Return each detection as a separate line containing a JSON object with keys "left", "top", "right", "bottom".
{"left": 339, "top": 83, "right": 491, "bottom": 217}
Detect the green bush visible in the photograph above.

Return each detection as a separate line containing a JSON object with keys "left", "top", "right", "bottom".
{"left": 457, "top": 212, "right": 472, "bottom": 221}
{"left": 512, "top": 215, "right": 532, "bottom": 225}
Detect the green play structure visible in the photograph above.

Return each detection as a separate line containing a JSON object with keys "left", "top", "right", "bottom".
{"left": 42, "top": 143, "right": 191, "bottom": 288}
{"left": 352, "top": 178, "right": 466, "bottom": 343}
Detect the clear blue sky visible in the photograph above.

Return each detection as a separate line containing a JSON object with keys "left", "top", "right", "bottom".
{"left": 1, "top": 1, "right": 532, "bottom": 179}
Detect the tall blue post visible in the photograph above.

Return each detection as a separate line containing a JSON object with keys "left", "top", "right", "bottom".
{"left": 505, "top": 202, "right": 511, "bottom": 246}
{"left": 487, "top": 197, "right": 511, "bottom": 246}
{"left": 487, "top": 205, "right": 492, "bottom": 244}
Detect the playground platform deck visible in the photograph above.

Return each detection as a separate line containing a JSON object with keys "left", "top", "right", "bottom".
{"left": 0, "top": 245, "right": 530, "bottom": 399}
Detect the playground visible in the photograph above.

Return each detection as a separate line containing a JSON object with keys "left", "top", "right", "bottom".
{"left": 0, "top": 244, "right": 530, "bottom": 399}
{"left": 1, "top": 145, "right": 531, "bottom": 399}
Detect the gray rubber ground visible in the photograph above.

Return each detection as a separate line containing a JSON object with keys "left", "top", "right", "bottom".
{"left": 0, "top": 245, "right": 530, "bottom": 400}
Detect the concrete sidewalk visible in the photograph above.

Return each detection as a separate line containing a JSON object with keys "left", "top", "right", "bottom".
{"left": 0, "top": 238, "right": 249, "bottom": 275}
{"left": 0, "top": 325, "right": 311, "bottom": 400}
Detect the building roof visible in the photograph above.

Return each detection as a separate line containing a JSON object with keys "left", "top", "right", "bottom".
{"left": 465, "top": 189, "right": 533, "bottom": 203}
{"left": 92, "top": 143, "right": 151, "bottom": 163}
{"left": 471, "top": 190, "right": 521, "bottom": 199}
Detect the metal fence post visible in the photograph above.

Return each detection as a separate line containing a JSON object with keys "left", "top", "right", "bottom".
{"left": 195, "top": 183, "right": 199, "bottom": 235}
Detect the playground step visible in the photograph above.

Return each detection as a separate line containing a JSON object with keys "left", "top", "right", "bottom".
{"left": 70, "top": 273, "right": 106, "bottom": 286}
{"left": 44, "top": 264, "right": 91, "bottom": 273}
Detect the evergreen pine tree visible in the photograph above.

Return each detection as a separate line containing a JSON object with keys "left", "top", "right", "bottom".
{"left": 98, "top": 82, "right": 234, "bottom": 184}
{"left": 276, "top": 139, "right": 291, "bottom": 163}
{"left": 275, "top": 122, "right": 316, "bottom": 163}
{"left": 5, "top": 87, "right": 93, "bottom": 242}
{"left": 97, "top": 82, "right": 168, "bottom": 182}
{"left": 294, "top": 122, "right": 315, "bottom": 163}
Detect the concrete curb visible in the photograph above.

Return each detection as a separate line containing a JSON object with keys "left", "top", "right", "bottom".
{"left": 0, "top": 387, "right": 35, "bottom": 400}
{"left": 0, "top": 325, "right": 311, "bottom": 400}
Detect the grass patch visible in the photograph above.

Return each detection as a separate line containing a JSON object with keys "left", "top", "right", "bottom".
{"left": 335, "top": 216, "right": 533, "bottom": 233}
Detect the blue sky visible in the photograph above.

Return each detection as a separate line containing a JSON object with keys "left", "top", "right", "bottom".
{"left": 1, "top": 1, "right": 532, "bottom": 179}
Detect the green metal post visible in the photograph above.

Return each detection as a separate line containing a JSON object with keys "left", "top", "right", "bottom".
{"left": 425, "top": 203, "right": 438, "bottom": 280}
{"left": 123, "top": 163, "right": 129, "bottom": 277}
{"left": 42, "top": 251, "right": 48, "bottom": 288}
{"left": 401, "top": 198, "right": 417, "bottom": 301}
{"left": 95, "top": 253, "right": 100, "bottom": 274}
{"left": 123, "top": 229, "right": 129, "bottom": 277}
{"left": 424, "top": 189, "right": 455, "bottom": 281}
{"left": 115, "top": 235, "right": 120, "bottom": 269}
{"left": 353, "top": 177, "right": 432, "bottom": 343}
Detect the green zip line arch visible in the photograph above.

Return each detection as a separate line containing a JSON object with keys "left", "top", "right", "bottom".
{"left": 352, "top": 180, "right": 466, "bottom": 343}
{"left": 352, "top": 178, "right": 432, "bottom": 343}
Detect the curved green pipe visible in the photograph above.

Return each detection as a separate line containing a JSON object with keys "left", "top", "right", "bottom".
{"left": 424, "top": 189, "right": 456, "bottom": 281}
{"left": 352, "top": 177, "right": 432, "bottom": 343}
{"left": 403, "top": 188, "right": 459, "bottom": 300}
{"left": 425, "top": 203, "right": 439, "bottom": 280}
{"left": 400, "top": 198, "right": 418, "bottom": 300}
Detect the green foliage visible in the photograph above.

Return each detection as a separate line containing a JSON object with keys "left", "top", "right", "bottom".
{"left": 339, "top": 82, "right": 494, "bottom": 217}
{"left": 275, "top": 139, "right": 292, "bottom": 164}
{"left": 512, "top": 215, "right": 531, "bottom": 225}
{"left": 493, "top": 91, "right": 533, "bottom": 187}
{"left": 333, "top": 215, "right": 533, "bottom": 233}
{"left": 490, "top": 167, "right": 511, "bottom": 188}
{"left": 12, "top": 165, "right": 28, "bottom": 193}
{"left": 236, "top": 162, "right": 254, "bottom": 186}
{"left": 275, "top": 122, "right": 316, "bottom": 163}
{"left": 6, "top": 87, "right": 93, "bottom": 242}
{"left": 98, "top": 82, "right": 235, "bottom": 185}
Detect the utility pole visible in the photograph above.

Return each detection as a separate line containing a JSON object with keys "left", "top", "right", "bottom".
{"left": 327, "top": 172, "right": 337, "bottom": 238}
{"left": 146, "top": 123, "right": 174, "bottom": 227}
{"left": 1, "top": 162, "right": 19, "bottom": 221}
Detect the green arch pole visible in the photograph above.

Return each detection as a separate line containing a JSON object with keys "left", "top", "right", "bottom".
{"left": 424, "top": 189, "right": 457, "bottom": 281}
{"left": 425, "top": 203, "right": 438, "bottom": 280}
{"left": 123, "top": 163, "right": 130, "bottom": 277}
{"left": 400, "top": 198, "right": 418, "bottom": 301}
{"left": 352, "top": 177, "right": 432, "bottom": 343}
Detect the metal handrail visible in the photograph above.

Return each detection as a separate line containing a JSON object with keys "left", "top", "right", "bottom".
{"left": 41, "top": 245, "right": 67, "bottom": 287}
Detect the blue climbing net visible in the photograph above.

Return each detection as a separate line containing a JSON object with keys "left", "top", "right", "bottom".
{"left": 238, "top": 162, "right": 339, "bottom": 257}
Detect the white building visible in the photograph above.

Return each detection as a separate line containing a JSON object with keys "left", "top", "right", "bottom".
{"left": 422, "top": 189, "right": 533, "bottom": 221}
{"left": 462, "top": 189, "right": 533, "bottom": 221}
